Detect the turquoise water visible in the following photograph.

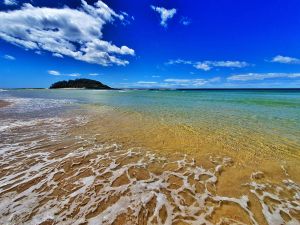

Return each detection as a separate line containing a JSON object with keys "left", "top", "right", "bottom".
{"left": 1, "top": 89, "right": 300, "bottom": 148}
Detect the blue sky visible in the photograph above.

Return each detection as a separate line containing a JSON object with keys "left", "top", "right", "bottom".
{"left": 1, "top": 0, "right": 300, "bottom": 88}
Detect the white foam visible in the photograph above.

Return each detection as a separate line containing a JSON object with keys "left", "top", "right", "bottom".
{"left": 0, "top": 114, "right": 299, "bottom": 224}
{"left": 0, "top": 97, "right": 75, "bottom": 114}
{"left": 245, "top": 175, "right": 300, "bottom": 225}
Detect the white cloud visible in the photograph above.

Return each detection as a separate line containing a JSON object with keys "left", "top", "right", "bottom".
{"left": 208, "top": 77, "right": 221, "bottom": 82}
{"left": 48, "top": 70, "right": 60, "bottom": 76}
{"left": 164, "top": 79, "right": 191, "bottom": 83}
{"left": 137, "top": 81, "right": 157, "bottom": 84}
{"left": 194, "top": 61, "right": 249, "bottom": 71}
{"left": 180, "top": 16, "right": 191, "bottom": 26}
{"left": 3, "top": 54, "right": 15, "bottom": 60}
{"left": 0, "top": 1, "right": 134, "bottom": 66}
{"left": 4, "top": 0, "right": 17, "bottom": 6}
{"left": 194, "top": 62, "right": 211, "bottom": 71}
{"left": 166, "top": 59, "right": 192, "bottom": 65}
{"left": 68, "top": 73, "right": 81, "bottom": 77}
{"left": 89, "top": 73, "right": 99, "bottom": 76}
{"left": 53, "top": 53, "right": 63, "bottom": 58}
{"left": 164, "top": 77, "right": 220, "bottom": 87}
{"left": 271, "top": 55, "right": 300, "bottom": 64}
{"left": 227, "top": 73, "right": 300, "bottom": 81}
{"left": 120, "top": 76, "right": 220, "bottom": 88}
{"left": 48, "top": 70, "right": 81, "bottom": 77}
{"left": 167, "top": 59, "right": 250, "bottom": 71}
{"left": 151, "top": 5, "right": 176, "bottom": 27}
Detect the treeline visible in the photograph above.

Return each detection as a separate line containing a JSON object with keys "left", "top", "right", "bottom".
{"left": 50, "top": 78, "right": 111, "bottom": 89}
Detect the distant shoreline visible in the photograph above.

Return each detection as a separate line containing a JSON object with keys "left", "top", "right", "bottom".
{"left": 1, "top": 87, "right": 300, "bottom": 91}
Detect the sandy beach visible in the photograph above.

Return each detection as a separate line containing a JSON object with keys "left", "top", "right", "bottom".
{"left": 0, "top": 100, "right": 10, "bottom": 108}
{"left": 1, "top": 0, "right": 300, "bottom": 223}
{"left": 0, "top": 90, "right": 299, "bottom": 225}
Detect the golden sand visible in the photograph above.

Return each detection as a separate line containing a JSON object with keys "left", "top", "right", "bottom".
{"left": 70, "top": 105, "right": 299, "bottom": 224}
{"left": 81, "top": 105, "right": 300, "bottom": 179}
{"left": 0, "top": 105, "right": 299, "bottom": 224}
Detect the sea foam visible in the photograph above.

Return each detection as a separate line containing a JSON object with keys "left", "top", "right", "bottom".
{"left": 0, "top": 124, "right": 299, "bottom": 224}
{"left": 0, "top": 96, "right": 299, "bottom": 224}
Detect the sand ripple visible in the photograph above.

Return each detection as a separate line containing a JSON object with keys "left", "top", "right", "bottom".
{"left": 0, "top": 115, "right": 299, "bottom": 224}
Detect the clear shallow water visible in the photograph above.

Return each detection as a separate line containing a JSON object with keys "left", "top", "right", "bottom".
{"left": 0, "top": 89, "right": 300, "bottom": 225}
{"left": 2, "top": 89, "right": 300, "bottom": 116}
{"left": 1, "top": 88, "right": 300, "bottom": 145}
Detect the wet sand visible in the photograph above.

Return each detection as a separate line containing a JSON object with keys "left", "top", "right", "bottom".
{"left": 0, "top": 105, "right": 299, "bottom": 225}
{"left": 0, "top": 100, "right": 10, "bottom": 108}
{"left": 70, "top": 106, "right": 300, "bottom": 224}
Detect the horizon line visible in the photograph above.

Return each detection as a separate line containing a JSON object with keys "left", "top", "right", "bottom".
{"left": 1, "top": 87, "right": 300, "bottom": 91}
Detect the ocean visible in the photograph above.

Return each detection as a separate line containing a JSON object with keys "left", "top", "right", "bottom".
{"left": 0, "top": 89, "right": 299, "bottom": 224}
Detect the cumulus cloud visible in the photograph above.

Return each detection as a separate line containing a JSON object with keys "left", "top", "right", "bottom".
{"left": 3, "top": 54, "right": 15, "bottom": 60}
{"left": 48, "top": 70, "right": 81, "bottom": 77}
{"left": 227, "top": 73, "right": 300, "bottom": 81}
{"left": 151, "top": 5, "right": 176, "bottom": 27}
{"left": 0, "top": 1, "right": 134, "bottom": 66}
{"left": 167, "top": 59, "right": 250, "bottom": 71}
{"left": 3, "top": 0, "right": 17, "bottom": 6}
{"left": 271, "top": 55, "right": 300, "bottom": 64}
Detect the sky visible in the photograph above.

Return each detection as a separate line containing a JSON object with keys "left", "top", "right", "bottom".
{"left": 1, "top": 0, "right": 300, "bottom": 88}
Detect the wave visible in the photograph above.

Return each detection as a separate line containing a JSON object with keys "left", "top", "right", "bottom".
{"left": 0, "top": 97, "right": 76, "bottom": 114}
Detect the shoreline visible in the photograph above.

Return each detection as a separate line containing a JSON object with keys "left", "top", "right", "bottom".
{"left": 0, "top": 100, "right": 11, "bottom": 108}
{"left": 2, "top": 87, "right": 300, "bottom": 91}
{"left": 68, "top": 105, "right": 300, "bottom": 224}
{"left": 0, "top": 92, "right": 299, "bottom": 224}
